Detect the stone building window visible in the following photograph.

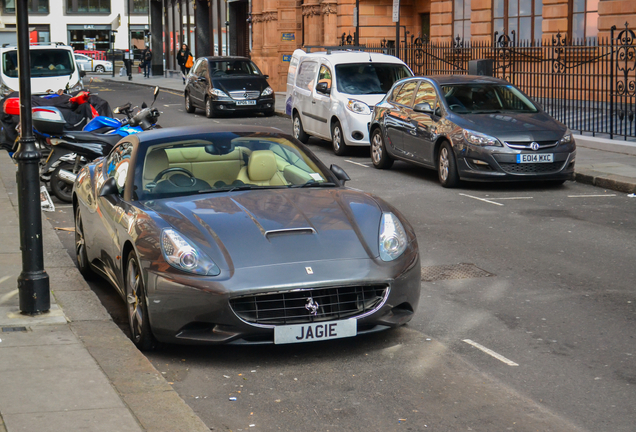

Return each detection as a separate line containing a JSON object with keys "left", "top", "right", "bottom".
{"left": 571, "top": 0, "right": 598, "bottom": 43}
{"left": 493, "top": 0, "right": 543, "bottom": 42}
{"left": 66, "top": 0, "right": 110, "bottom": 14}
{"left": 3, "top": 0, "right": 49, "bottom": 14}
{"left": 454, "top": 0, "right": 472, "bottom": 41}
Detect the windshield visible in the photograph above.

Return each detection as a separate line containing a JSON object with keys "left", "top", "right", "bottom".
{"left": 2, "top": 49, "right": 75, "bottom": 78}
{"left": 441, "top": 84, "right": 538, "bottom": 114}
{"left": 335, "top": 63, "right": 412, "bottom": 95}
{"left": 208, "top": 60, "right": 262, "bottom": 77}
{"left": 137, "top": 133, "right": 336, "bottom": 200}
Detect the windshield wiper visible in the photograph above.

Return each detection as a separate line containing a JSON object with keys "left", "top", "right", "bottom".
{"left": 475, "top": 110, "right": 503, "bottom": 114}
{"left": 290, "top": 182, "right": 338, "bottom": 188}
{"left": 198, "top": 185, "right": 256, "bottom": 194}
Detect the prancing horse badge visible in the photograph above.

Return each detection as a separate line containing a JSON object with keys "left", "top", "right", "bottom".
{"left": 305, "top": 267, "right": 313, "bottom": 275}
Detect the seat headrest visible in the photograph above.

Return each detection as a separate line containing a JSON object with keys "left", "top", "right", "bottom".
{"left": 247, "top": 150, "right": 278, "bottom": 181}
{"left": 144, "top": 148, "right": 169, "bottom": 180}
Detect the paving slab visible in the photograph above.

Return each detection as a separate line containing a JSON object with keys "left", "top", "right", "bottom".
{"left": 0, "top": 324, "right": 75, "bottom": 347}
{"left": 2, "top": 408, "right": 142, "bottom": 432}
{"left": 0, "top": 304, "right": 67, "bottom": 326}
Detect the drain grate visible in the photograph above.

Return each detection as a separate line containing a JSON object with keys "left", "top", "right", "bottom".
{"left": 1, "top": 326, "right": 28, "bottom": 332}
{"left": 421, "top": 263, "right": 494, "bottom": 282}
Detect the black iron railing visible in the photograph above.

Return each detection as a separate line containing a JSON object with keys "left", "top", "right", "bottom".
{"left": 336, "top": 24, "right": 636, "bottom": 140}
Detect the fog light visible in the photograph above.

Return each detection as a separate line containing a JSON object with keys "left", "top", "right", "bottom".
{"left": 352, "top": 131, "right": 363, "bottom": 140}
{"left": 472, "top": 159, "right": 489, "bottom": 165}
{"left": 218, "top": 105, "right": 225, "bottom": 110}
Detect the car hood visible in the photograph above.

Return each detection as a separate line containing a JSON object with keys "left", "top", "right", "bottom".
{"left": 2, "top": 75, "right": 79, "bottom": 95}
{"left": 452, "top": 111, "right": 568, "bottom": 142}
{"left": 148, "top": 188, "right": 383, "bottom": 271}
{"left": 212, "top": 76, "right": 269, "bottom": 94}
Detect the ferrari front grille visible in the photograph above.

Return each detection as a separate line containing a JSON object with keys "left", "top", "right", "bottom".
{"left": 230, "top": 285, "right": 389, "bottom": 325}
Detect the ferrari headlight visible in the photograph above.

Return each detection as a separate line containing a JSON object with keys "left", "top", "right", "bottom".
{"left": 462, "top": 129, "right": 502, "bottom": 146}
{"left": 379, "top": 212, "right": 408, "bottom": 261}
{"left": 346, "top": 99, "right": 371, "bottom": 115}
{"left": 210, "top": 88, "right": 230, "bottom": 100}
{"left": 559, "top": 128, "right": 573, "bottom": 144}
{"left": 261, "top": 86, "right": 274, "bottom": 97}
{"left": 161, "top": 229, "right": 220, "bottom": 276}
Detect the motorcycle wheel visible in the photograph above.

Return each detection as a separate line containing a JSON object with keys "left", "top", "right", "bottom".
{"left": 50, "top": 162, "right": 76, "bottom": 203}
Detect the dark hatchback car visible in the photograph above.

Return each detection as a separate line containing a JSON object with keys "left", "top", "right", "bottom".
{"left": 369, "top": 75, "right": 576, "bottom": 187}
{"left": 184, "top": 56, "right": 275, "bottom": 118}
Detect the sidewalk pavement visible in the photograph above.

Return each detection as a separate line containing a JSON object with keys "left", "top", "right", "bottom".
{"left": 101, "top": 74, "right": 636, "bottom": 194}
{"left": 0, "top": 153, "right": 209, "bottom": 431}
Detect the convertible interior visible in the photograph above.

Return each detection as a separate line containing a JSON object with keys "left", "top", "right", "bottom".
{"left": 141, "top": 138, "right": 326, "bottom": 196}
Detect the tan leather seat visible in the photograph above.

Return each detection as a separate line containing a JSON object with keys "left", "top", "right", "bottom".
{"left": 143, "top": 148, "right": 169, "bottom": 189}
{"left": 237, "top": 150, "right": 288, "bottom": 186}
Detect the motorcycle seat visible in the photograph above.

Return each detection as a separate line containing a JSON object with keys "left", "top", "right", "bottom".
{"left": 63, "top": 131, "right": 122, "bottom": 146}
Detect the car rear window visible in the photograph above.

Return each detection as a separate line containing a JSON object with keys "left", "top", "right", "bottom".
{"left": 3, "top": 49, "right": 75, "bottom": 78}
{"left": 335, "top": 63, "right": 412, "bottom": 95}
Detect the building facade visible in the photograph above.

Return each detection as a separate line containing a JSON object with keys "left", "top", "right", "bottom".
{"left": 0, "top": 0, "right": 149, "bottom": 55}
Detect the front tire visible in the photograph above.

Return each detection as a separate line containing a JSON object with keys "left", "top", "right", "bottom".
{"left": 371, "top": 128, "right": 394, "bottom": 169}
{"left": 205, "top": 97, "right": 214, "bottom": 118}
{"left": 50, "top": 162, "right": 75, "bottom": 203}
{"left": 292, "top": 113, "right": 309, "bottom": 143}
{"left": 74, "top": 206, "right": 94, "bottom": 280}
{"left": 126, "top": 251, "right": 157, "bottom": 351}
{"left": 331, "top": 120, "right": 347, "bottom": 156}
{"left": 185, "top": 93, "right": 195, "bottom": 113}
{"left": 438, "top": 141, "right": 460, "bottom": 188}
{"left": 94, "top": 65, "right": 105, "bottom": 73}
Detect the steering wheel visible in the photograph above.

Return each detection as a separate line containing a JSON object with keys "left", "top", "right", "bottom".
{"left": 153, "top": 167, "right": 196, "bottom": 186}
{"left": 448, "top": 104, "right": 464, "bottom": 111}
{"left": 211, "top": 70, "right": 226, "bottom": 77}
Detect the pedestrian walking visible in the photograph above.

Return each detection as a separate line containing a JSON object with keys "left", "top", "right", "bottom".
{"left": 141, "top": 45, "right": 152, "bottom": 78}
{"left": 176, "top": 44, "right": 193, "bottom": 84}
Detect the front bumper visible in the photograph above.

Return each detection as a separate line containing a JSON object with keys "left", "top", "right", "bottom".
{"left": 454, "top": 139, "right": 576, "bottom": 182}
{"left": 341, "top": 109, "right": 373, "bottom": 147}
{"left": 145, "top": 253, "right": 421, "bottom": 345}
{"left": 210, "top": 96, "right": 275, "bottom": 115}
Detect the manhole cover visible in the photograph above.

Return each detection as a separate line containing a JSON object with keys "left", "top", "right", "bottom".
{"left": 421, "top": 263, "right": 494, "bottom": 282}
{"left": 1, "top": 326, "right": 28, "bottom": 332}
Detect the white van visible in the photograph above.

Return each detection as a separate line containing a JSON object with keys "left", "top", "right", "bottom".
{"left": 1, "top": 43, "right": 85, "bottom": 96}
{"left": 286, "top": 49, "right": 412, "bottom": 155}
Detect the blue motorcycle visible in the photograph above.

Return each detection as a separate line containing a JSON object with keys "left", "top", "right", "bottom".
{"left": 40, "top": 87, "right": 161, "bottom": 202}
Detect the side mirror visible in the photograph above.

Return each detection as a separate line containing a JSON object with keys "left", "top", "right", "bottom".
{"left": 413, "top": 102, "right": 434, "bottom": 114}
{"left": 99, "top": 176, "right": 119, "bottom": 197}
{"left": 153, "top": 86, "right": 160, "bottom": 105}
{"left": 330, "top": 164, "right": 350, "bottom": 186}
{"left": 79, "top": 69, "right": 86, "bottom": 78}
{"left": 264, "top": 74, "right": 270, "bottom": 79}
{"left": 316, "top": 82, "right": 330, "bottom": 95}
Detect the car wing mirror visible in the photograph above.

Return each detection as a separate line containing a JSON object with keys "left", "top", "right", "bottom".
{"left": 152, "top": 86, "right": 159, "bottom": 106}
{"left": 316, "top": 82, "right": 331, "bottom": 95}
{"left": 79, "top": 69, "right": 87, "bottom": 78}
{"left": 99, "top": 176, "right": 119, "bottom": 197}
{"left": 330, "top": 164, "right": 350, "bottom": 185}
{"left": 413, "top": 102, "right": 434, "bottom": 114}
{"left": 264, "top": 74, "right": 270, "bottom": 79}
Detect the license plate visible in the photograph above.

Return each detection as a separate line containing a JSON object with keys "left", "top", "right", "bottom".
{"left": 236, "top": 100, "right": 256, "bottom": 106}
{"left": 516, "top": 153, "right": 553, "bottom": 163}
{"left": 274, "top": 318, "right": 357, "bottom": 344}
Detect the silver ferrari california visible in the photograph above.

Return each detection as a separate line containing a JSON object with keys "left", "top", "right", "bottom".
{"left": 72, "top": 125, "right": 420, "bottom": 349}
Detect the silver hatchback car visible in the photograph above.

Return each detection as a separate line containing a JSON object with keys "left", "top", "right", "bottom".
{"left": 369, "top": 75, "right": 576, "bottom": 187}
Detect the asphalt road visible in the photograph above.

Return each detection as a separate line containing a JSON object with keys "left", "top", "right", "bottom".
{"left": 46, "top": 81, "right": 636, "bottom": 432}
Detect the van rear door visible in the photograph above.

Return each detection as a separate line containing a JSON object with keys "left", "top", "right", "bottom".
{"left": 293, "top": 59, "right": 319, "bottom": 134}
{"left": 285, "top": 49, "right": 304, "bottom": 116}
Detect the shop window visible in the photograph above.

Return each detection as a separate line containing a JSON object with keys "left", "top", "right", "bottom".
{"left": 571, "top": 0, "right": 598, "bottom": 43}
{"left": 66, "top": 0, "right": 110, "bottom": 14}
{"left": 493, "top": 0, "right": 543, "bottom": 43}
{"left": 69, "top": 27, "right": 112, "bottom": 51}
{"left": 3, "top": 0, "right": 49, "bottom": 14}
{"left": 453, "top": 0, "right": 471, "bottom": 41}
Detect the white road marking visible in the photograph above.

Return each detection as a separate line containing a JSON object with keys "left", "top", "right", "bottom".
{"left": 463, "top": 339, "right": 519, "bottom": 366}
{"left": 345, "top": 160, "right": 370, "bottom": 168}
{"left": 567, "top": 194, "right": 616, "bottom": 198}
{"left": 458, "top": 193, "right": 504, "bottom": 206}
{"left": 493, "top": 197, "right": 534, "bottom": 200}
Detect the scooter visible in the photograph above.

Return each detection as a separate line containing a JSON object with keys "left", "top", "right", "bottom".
{"left": 41, "top": 87, "right": 161, "bottom": 202}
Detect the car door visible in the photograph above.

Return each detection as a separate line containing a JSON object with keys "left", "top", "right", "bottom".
{"left": 293, "top": 60, "right": 319, "bottom": 134}
{"left": 312, "top": 64, "right": 333, "bottom": 138}
{"left": 97, "top": 142, "right": 134, "bottom": 287}
{"left": 384, "top": 80, "right": 418, "bottom": 156}
{"left": 403, "top": 80, "right": 441, "bottom": 165}
{"left": 190, "top": 59, "right": 208, "bottom": 107}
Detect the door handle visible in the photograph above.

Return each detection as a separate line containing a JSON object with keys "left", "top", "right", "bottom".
{"left": 312, "top": 101, "right": 316, "bottom": 104}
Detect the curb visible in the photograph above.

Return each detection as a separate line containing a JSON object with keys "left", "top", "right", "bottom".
{"left": 574, "top": 171, "right": 636, "bottom": 193}
{"left": 0, "top": 151, "right": 210, "bottom": 432}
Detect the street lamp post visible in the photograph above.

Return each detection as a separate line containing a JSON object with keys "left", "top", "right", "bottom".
{"left": 15, "top": 0, "right": 50, "bottom": 315}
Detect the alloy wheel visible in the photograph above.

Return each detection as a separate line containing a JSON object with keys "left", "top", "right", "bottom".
{"left": 371, "top": 132, "right": 383, "bottom": 164}
{"left": 293, "top": 116, "right": 301, "bottom": 139}
{"left": 126, "top": 259, "right": 143, "bottom": 343}
{"left": 332, "top": 125, "right": 342, "bottom": 151}
{"left": 439, "top": 147, "right": 450, "bottom": 182}
{"left": 75, "top": 210, "right": 86, "bottom": 268}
